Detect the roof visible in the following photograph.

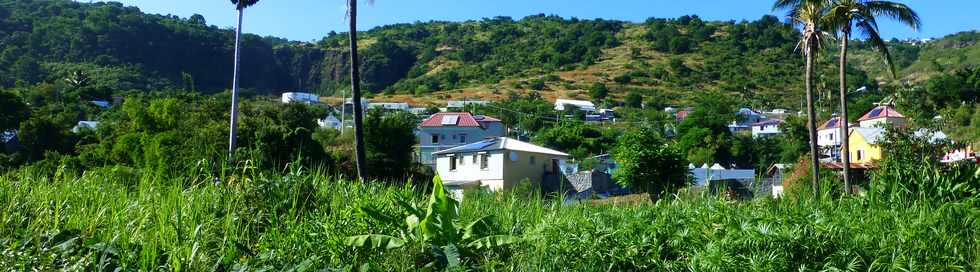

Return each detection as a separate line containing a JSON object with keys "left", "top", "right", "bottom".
{"left": 851, "top": 127, "right": 886, "bottom": 144}
{"left": 819, "top": 117, "right": 844, "bottom": 130}
{"left": 565, "top": 171, "right": 596, "bottom": 192}
{"left": 751, "top": 119, "right": 784, "bottom": 127}
{"left": 433, "top": 137, "right": 569, "bottom": 156}
{"left": 419, "top": 112, "right": 500, "bottom": 128}
{"left": 858, "top": 105, "right": 905, "bottom": 121}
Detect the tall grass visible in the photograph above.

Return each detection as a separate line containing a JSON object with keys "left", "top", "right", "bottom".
{"left": 1, "top": 162, "right": 978, "bottom": 270}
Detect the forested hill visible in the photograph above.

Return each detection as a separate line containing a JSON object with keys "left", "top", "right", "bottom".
{"left": 1, "top": 0, "right": 977, "bottom": 108}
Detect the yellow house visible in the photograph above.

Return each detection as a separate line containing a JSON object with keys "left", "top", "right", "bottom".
{"left": 846, "top": 127, "right": 885, "bottom": 164}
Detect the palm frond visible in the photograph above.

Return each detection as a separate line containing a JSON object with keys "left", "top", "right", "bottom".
{"left": 857, "top": 20, "right": 898, "bottom": 78}
{"left": 864, "top": 1, "right": 922, "bottom": 31}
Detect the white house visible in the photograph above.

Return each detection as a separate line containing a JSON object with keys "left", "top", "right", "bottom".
{"left": 317, "top": 115, "right": 342, "bottom": 130}
{"left": 751, "top": 119, "right": 783, "bottom": 138}
{"left": 417, "top": 112, "right": 506, "bottom": 167}
{"left": 554, "top": 99, "right": 596, "bottom": 112}
{"left": 857, "top": 105, "right": 906, "bottom": 128}
{"left": 446, "top": 100, "right": 488, "bottom": 110}
{"left": 433, "top": 137, "right": 569, "bottom": 194}
{"left": 369, "top": 102, "right": 411, "bottom": 111}
{"left": 281, "top": 92, "right": 319, "bottom": 104}
{"left": 729, "top": 108, "right": 767, "bottom": 133}
{"left": 343, "top": 98, "right": 370, "bottom": 114}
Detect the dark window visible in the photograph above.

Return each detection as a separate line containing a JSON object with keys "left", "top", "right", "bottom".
{"left": 480, "top": 153, "right": 489, "bottom": 169}
{"left": 449, "top": 155, "right": 457, "bottom": 170}
{"left": 432, "top": 134, "right": 440, "bottom": 144}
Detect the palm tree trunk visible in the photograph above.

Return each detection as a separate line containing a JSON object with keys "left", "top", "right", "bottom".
{"left": 228, "top": 7, "right": 244, "bottom": 163}
{"left": 805, "top": 40, "right": 821, "bottom": 198}
{"left": 348, "top": 0, "right": 369, "bottom": 182}
{"left": 838, "top": 30, "right": 851, "bottom": 195}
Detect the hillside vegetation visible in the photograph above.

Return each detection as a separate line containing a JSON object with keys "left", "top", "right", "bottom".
{"left": 2, "top": 0, "right": 978, "bottom": 108}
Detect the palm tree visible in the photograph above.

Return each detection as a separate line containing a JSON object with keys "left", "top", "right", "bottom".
{"left": 227, "top": 0, "right": 260, "bottom": 162}
{"left": 824, "top": 0, "right": 920, "bottom": 194}
{"left": 774, "top": 0, "right": 830, "bottom": 197}
{"left": 347, "top": 0, "right": 370, "bottom": 181}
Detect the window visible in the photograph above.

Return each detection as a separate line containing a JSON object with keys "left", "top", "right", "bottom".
{"left": 529, "top": 156, "right": 536, "bottom": 165}
{"left": 472, "top": 154, "right": 477, "bottom": 164}
{"left": 431, "top": 134, "right": 439, "bottom": 144}
{"left": 459, "top": 133, "right": 467, "bottom": 143}
{"left": 509, "top": 152, "right": 519, "bottom": 161}
{"left": 449, "top": 155, "right": 457, "bottom": 171}
{"left": 458, "top": 154, "right": 464, "bottom": 165}
{"left": 480, "top": 153, "right": 489, "bottom": 169}
{"left": 857, "top": 150, "right": 864, "bottom": 161}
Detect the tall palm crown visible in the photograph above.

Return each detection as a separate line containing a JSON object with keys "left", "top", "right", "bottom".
{"left": 231, "top": 0, "right": 260, "bottom": 10}
{"left": 775, "top": 0, "right": 830, "bottom": 54}
{"left": 824, "top": 0, "right": 921, "bottom": 77}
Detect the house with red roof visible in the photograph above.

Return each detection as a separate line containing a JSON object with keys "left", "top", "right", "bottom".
{"left": 857, "top": 105, "right": 906, "bottom": 128}
{"left": 417, "top": 112, "right": 505, "bottom": 167}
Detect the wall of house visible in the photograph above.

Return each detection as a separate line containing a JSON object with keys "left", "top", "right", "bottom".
{"left": 847, "top": 134, "right": 882, "bottom": 163}
{"left": 502, "top": 150, "right": 565, "bottom": 189}
{"left": 418, "top": 126, "right": 504, "bottom": 165}
{"left": 751, "top": 124, "right": 781, "bottom": 138}
{"left": 817, "top": 128, "right": 842, "bottom": 147}
{"left": 435, "top": 151, "right": 505, "bottom": 190}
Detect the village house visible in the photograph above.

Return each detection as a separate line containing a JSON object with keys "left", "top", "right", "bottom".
{"left": 554, "top": 99, "right": 597, "bottom": 113}
{"left": 417, "top": 112, "right": 506, "bottom": 167}
{"left": 846, "top": 127, "right": 885, "bottom": 164}
{"left": 368, "top": 102, "right": 411, "bottom": 111}
{"left": 317, "top": 115, "right": 342, "bottom": 130}
{"left": 343, "top": 98, "right": 369, "bottom": 114}
{"left": 817, "top": 115, "right": 850, "bottom": 160}
{"left": 432, "top": 137, "right": 569, "bottom": 195}
{"left": 750, "top": 119, "right": 783, "bottom": 138}
{"left": 446, "top": 100, "right": 488, "bottom": 111}
{"left": 857, "top": 104, "right": 906, "bottom": 128}
{"left": 729, "top": 108, "right": 768, "bottom": 133}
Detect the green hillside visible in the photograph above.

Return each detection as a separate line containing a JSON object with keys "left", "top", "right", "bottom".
{"left": 1, "top": 0, "right": 977, "bottom": 109}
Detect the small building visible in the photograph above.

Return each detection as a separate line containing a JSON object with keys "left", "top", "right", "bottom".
{"left": 554, "top": 99, "right": 597, "bottom": 112}
{"left": 317, "top": 115, "right": 342, "bottom": 130}
{"left": 343, "top": 98, "right": 370, "bottom": 114}
{"left": 417, "top": 112, "right": 505, "bottom": 167}
{"left": 817, "top": 116, "right": 852, "bottom": 160}
{"left": 675, "top": 109, "right": 691, "bottom": 123}
{"left": 559, "top": 170, "right": 626, "bottom": 200}
{"left": 751, "top": 119, "right": 783, "bottom": 138}
{"left": 446, "top": 100, "right": 488, "bottom": 111}
{"left": 433, "top": 137, "right": 569, "bottom": 194}
{"left": 369, "top": 102, "right": 411, "bottom": 111}
{"left": 690, "top": 163, "right": 756, "bottom": 187}
{"left": 281, "top": 92, "right": 319, "bottom": 104}
{"left": 857, "top": 105, "right": 905, "bottom": 128}
{"left": 846, "top": 127, "right": 885, "bottom": 164}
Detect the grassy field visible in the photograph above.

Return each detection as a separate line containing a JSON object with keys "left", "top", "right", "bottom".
{"left": 1, "top": 163, "right": 978, "bottom": 271}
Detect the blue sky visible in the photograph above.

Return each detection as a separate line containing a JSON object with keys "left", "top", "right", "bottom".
{"left": 112, "top": 0, "right": 976, "bottom": 42}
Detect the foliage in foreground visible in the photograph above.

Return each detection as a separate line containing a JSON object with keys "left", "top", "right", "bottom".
{"left": 1, "top": 159, "right": 979, "bottom": 271}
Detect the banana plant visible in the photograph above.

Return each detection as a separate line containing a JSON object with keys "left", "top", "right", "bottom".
{"left": 346, "top": 176, "right": 518, "bottom": 269}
